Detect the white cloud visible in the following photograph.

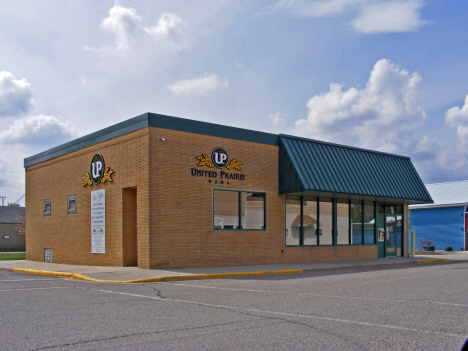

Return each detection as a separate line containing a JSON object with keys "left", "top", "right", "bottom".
{"left": 0, "top": 71, "right": 33, "bottom": 117}
{"left": 143, "top": 13, "right": 186, "bottom": 41}
{"left": 445, "top": 94, "right": 468, "bottom": 153}
{"left": 99, "top": 5, "right": 142, "bottom": 53}
{"left": 273, "top": 0, "right": 426, "bottom": 34}
{"left": 294, "top": 58, "right": 425, "bottom": 153}
{"left": 352, "top": 1, "right": 426, "bottom": 33}
{"left": 0, "top": 114, "right": 76, "bottom": 148}
{"left": 167, "top": 74, "right": 229, "bottom": 96}
{"left": 269, "top": 112, "right": 286, "bottom": 129}
{"left": 84, "top": 5, "right": 186, "bottom": 54}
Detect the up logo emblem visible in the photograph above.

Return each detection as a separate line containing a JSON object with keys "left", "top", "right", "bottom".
{"left": 211, "top": 147, "right": 228, "bottom": 168}
{"left": 90, "top": 153, "right": 105, "bottom": 184}
{"left": 82, "top": 153, "right": 114, "bottom": 187}
{"left": 196, "top": 147, "right": 243, "bottom": 171}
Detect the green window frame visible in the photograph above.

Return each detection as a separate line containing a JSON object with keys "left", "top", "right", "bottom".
{"left": 285, "top": 196, "right": 376, "bottom": 246}
{"left": 213, "top": 189, "right": 266, "bottom": 231}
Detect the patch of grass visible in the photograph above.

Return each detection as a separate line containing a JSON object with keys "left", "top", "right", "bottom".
{"left": 0, "top": 252, "right": 26, "bottom": 260}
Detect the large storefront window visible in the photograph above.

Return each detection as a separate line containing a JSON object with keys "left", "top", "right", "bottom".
{"left": 337, "top": 200, "right": 349, "bottom": 245}
{"left": 285, "top": 196, "right": 333, "bottom": 246}
{"left": 351, "top": 200, "right": 363, "bottom": 244}
{"left": 364, "top": 201, "right": 375, "bottom": 244}
{"left": 285, "top": 197, "right": 301, "bottom": 245}
{"left": 213, "top": 190, "right": 266, "bottom": 230}
{"left": 303, "top": 197, "right": 318, "bottom": 245}
{"left": 320, "top": 198, "right": 333, "bottom": 245}
{"left": 285, "top": 197, "right": 378, "bottom": 246}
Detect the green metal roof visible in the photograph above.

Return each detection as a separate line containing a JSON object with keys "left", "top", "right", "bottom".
{"left": 279, "top": 135, "right": 433, "bottom": 204}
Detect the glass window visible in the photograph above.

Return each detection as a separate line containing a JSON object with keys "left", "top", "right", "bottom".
{"left": 214, "top": 191, "right": 239, "bottom": 229}
{"left": 303, "top": 197, "right": 318, "bottom": 245}
{"left": 241, "top": 193, "right": 265, "bottom": 230}
{"left": 396, "top": 214, "right": 403, "bottom": 256}
{"left": 214, "top": 190, "right": 265, "bottom": 230}
{"left": 319, "top": 198, "right": 333, "bottom": 245}
{"left": 68, "top": 195, "right": 77, "bottom": 215}
{"left": 337, "top": 199, "right": 349, "bottom": 245}
{"left": 386, "top": 205, "right": 396, "bottom": 214}
{"left": 363, "top": 201, "right": 375, "bottom": 244}
{"left": 351, "top": 200, "right": 362, "bottom": 244}
{"left": 43, "top": 199, "right": 51, "bottom": 217}
{"left": 285, "top": 196, "right": 301, "bottom": 245}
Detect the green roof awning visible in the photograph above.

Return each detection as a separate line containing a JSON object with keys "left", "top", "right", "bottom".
{"left": 279, "top": 135, "right": 433, "bottom": 204}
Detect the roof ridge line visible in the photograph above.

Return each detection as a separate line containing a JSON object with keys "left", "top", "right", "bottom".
{"left": 278, "top": 134, "right": 410, "bottom": 160}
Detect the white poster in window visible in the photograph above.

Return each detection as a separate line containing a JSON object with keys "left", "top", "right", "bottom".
{"left": 91, "top": 189, "right": 105, "bottom": 254}
{"left": 214, "top": 216, "right": 223, "bottom": 228}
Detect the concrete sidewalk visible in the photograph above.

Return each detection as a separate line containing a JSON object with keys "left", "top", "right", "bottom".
{"left": 1, "top": 251, "right": 467, "bottom": 283}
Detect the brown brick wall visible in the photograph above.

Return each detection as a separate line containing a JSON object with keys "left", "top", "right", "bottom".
{"left": 26, "top": 126, "right": 377, "bottom": 269}
{"left": 146, "top": 127, "right": 377, "bottom": 268}
{"left": 26, "top": 128, "right": 150, "bottom": 267}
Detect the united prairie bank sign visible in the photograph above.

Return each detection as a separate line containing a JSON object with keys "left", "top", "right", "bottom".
{"left": 192, "top": 147, "right": 246, "bottom": 181}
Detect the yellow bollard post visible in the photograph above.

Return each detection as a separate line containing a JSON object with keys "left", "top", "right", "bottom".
{"left": 411, "top": 230, "right": 415, "bottom": 258}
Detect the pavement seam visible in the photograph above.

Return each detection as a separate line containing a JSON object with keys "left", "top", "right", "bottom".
{"left": 11, "top": 268, "right": 303, "bottom": 283}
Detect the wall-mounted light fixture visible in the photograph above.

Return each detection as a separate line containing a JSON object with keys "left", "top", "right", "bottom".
{"left": 157, "top": 136, "right": 165, "bottom": 141}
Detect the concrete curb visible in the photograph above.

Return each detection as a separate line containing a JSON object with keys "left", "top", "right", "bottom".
{"left": 12, "top": 268, "right": 303, "bottom": 283}
{"left": 300, "top": 258, "right": 451, "bottom": 273}
{"left": 8, "top": 259, "right": 454, "bottom": 283}
{"left": 416, "top": 259, "right": 450, "bottom": 264}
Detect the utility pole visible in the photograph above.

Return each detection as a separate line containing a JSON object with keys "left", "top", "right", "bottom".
{"left": 0, "top": 196, "right": 5, "bottom": 206}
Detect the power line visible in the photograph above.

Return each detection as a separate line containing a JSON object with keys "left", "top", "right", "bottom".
{"left": 14, "top": 194, "right": 25, "bottom": 204}
{"left": 0, "top": 182, "right": 25, "bottom": 189}
{"left": 0, "top": 170, "right": 25, "bottom": 175}
{"left": 0, "top": 180, "right": 24, "bottom": 186}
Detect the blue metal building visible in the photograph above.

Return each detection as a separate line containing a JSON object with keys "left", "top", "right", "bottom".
{"left": 409, "top": 180, "right": 468, "bottom": 251}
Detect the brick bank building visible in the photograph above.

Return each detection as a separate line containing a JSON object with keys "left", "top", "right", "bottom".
{"left": 25, "top": 113, "right": 432, "bottom": 269}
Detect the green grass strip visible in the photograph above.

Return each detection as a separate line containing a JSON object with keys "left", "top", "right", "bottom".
{"left": 0, "top": 252, "right": 26, "bottom": 260}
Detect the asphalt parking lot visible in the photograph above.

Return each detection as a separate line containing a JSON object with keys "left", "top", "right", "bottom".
{"left": 1, "top": 262, "right": 467, "bottom": 351}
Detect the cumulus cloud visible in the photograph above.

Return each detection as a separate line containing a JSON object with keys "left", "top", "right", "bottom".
{"left": 0, "top": 71, "right": 33, "bottom": 117}
{"left": 99, "top": 5, "right": 142, "bottom": 53}
{"left": 85, "top": 5, "right": 186, "bottom": 54}
{"left": 167, "top": 74, "right": 229, "bottom": 96}
{"left": 0, "top": 114, "right": 76, "bottom": 147}
{"left": 143, "top": 13, "right": 186, "bottom": 41}
{"left": 294, "top": 58, "right": 425, "bottom": 153}
{"left": 352, "top": 1, "right": 426, "bottom": 33}
{"left": 445, "top": 94, "right": 468, "bottom": 153}
{"left": 269, "top": 112, "right": 286, "bottom": 129}
{"left": 273, "top": 0, "right": 426, "bottom": 34}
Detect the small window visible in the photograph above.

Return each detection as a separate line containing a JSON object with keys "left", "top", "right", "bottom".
{"left": 44, "top": 248, "right": 52, "bottom": 263}
{"left": 44, "top": 199, "right": 51, "bottom": 217}
{"left": 68, "top": 195, "right": 77, "bottom": 215}
{"left": 213, "top": 189, "right": 266, "bottom": 230}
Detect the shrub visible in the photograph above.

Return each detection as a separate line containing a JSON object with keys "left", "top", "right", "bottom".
{"left": 445, "top": 246, "right": 454, "bottom": 251}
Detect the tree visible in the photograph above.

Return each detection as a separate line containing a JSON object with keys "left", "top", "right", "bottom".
{"left": 15, "top": 213, "right": 26, "bottom": 236}
{"left": 7, "top": 202, "right": 19, "bottom": 207}
{"left": 408, "top": 209, "right": 412, "bottom": 230}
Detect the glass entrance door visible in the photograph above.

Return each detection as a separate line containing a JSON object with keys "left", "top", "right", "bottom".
{"left": 386, "top": 216, "right": 397, "bottom": 256}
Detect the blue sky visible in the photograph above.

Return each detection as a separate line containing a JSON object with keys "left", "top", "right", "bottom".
{"left": 1, "top": 0, "right": 468, "bottom": 206}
